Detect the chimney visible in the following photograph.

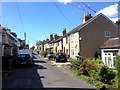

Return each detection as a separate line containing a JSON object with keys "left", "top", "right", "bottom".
{"left": 46, "top": 38, "right": 49, "bottom": 41}
{"left": 6, "top": 29, "right": 11, "bottom": 33}
{"left": 82, "top": 12, "right": 92, "bottom": 23}
{"left": 62, "top": 28, "right": 66, "bottom": 36}
{"left": 11, "top": 32, "right": 17, "bottom": 37}
{"left": 50, "top": 34, "right": 53, "bottom": 41}
{"left": 54, "top": 34, "right": 59, "bottom": 40}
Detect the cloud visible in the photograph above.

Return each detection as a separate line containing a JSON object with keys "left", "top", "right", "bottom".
{"left": 58, "top": 0, "right": 73, "bottom": 4}
{"left": 110, "top": 17, "right": 118, "bottom": 23}
{"left": 95, "top": 3, "right": 118, "bottom": 23}
{"left": 96, "top": 3, "right": 118, "bottom": 17}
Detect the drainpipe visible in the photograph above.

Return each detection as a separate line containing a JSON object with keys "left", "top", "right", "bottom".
{"left": 78, "top": 28, "right": 82, "bottom": 56}
{"left": 68, "top": 34, "right": 70, "bottom": 57}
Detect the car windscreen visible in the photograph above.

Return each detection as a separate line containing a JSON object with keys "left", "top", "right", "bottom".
{"left": 18, "top": 54, "right": 30, "bottom": 58}
{"left": 48, "top": 52, "right": 53, "bottom": 54}
{"left": 56, "top": 53, "right": 64, "bottom": 55}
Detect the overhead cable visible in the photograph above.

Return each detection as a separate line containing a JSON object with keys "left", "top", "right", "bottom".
{"left": 53, "top": 2, "right": 74, "bottom": 27}
{"left": 16, "top": 2, "right": 25, "bottom": 33}
{"left": 79, "top": 0, "right": 97, "bottom": 13}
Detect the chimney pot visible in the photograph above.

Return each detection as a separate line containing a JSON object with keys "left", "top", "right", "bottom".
{"left": 62, "top": 28, "right": 66, "bottom": 36}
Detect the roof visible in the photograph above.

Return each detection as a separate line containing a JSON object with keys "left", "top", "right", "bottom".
{"left": 49, "top": 36, "right": 62, "bottom": 44}
{"left": 100, "top": 37, "right": 120, "bottom": 49}
{"left": 38, "top": 13, "right": 117, "bottom": 45}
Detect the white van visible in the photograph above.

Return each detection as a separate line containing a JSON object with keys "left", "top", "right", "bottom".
{"left": 18, "top": 49, "right": 33, "bottom": 59}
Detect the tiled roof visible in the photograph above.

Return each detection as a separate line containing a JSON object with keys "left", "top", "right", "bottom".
{"left": 49, "top": 36, "right": 62, "bottom": 43}
{"left": 63, "top": 13, "right": 111, "bottom": 38}
{"left": 38, "top": 13, "right": 116, "bottom": 45}
{"left": 65, "top": 13, "right": 103, "bottom": 35}
{"left": 100, "top": 38, "right": 120, "bottom": 49}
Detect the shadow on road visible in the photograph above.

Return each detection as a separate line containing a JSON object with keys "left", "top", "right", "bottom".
{"left": 32, "top": 54, "right": 37, "bottom": 59}
{"left": 2, "top": 61, "right": 45, "bottom": 89}
{"left": 34, "top": 64, "right": 47, "bottom": 69}
{"left": 33, "top": 60, "right": 46, "bottom": 63}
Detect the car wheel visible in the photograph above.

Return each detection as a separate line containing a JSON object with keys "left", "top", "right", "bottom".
{"left": 28, "top": 64, "right": 33, "bottom": 67}
{"left": 48, "top": 57, "right": 50, "bottom": 60}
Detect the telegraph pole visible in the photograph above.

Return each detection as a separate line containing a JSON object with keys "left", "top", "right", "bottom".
{"left": 24, "top": 32, "right": 26, "bottom": 45}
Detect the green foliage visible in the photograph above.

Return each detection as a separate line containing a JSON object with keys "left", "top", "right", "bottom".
{"left": 99, "top": 65, "right": 116, "bottom": 84}
{"left": 88, "top": 70, "right": 99, "bottom": 80}
{"left": 70, "top": 57, "right": 116, "bottom": 88}
{"left": 114, "top": 55, "right": 120, "bottom": 88}
{"left": 30, "top": 46, "right": 35, "bottom": 50}
{"left": 79, "top": 75, "right": 106, "bottom": 88}
{"left": 70, "top": 59, "right": 83, "bottom": 70}
{"left": 68, "top": 57, "right": 75, "bottom": 62}
{"left": 72, "top": 69, "right": 80, "bottom": 77}
{"left": 70, "top": 58, "right": 104, "bottom": 77}
{"left": 80, "top": 60, "right": 97, "bottom": 70}
{"left": 41, "top": 51, "right": 48, "bottom": 57}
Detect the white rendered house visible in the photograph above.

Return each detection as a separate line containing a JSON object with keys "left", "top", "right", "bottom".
{"left": 101, "top": 37, "right": 120, "bottom": 68}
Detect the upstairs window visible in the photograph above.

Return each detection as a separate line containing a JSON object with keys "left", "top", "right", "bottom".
{"left": 105, "top": 31, "right": 111, "bottom": 37}
{"left": 71, "top": 49, "right": 74, "bottom": 55}
{"left": 71, "top": 34, "right": 74, "bottom": 43}
{"left": 66, "top": 37, "right": 68, "bottom": 44}
{"left": 58, "top": 42, "right": 59, "bottom": 46}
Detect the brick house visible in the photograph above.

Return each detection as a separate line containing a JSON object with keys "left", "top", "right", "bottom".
{"left": 63, "top": 13, "right": 118, "bottom": 59}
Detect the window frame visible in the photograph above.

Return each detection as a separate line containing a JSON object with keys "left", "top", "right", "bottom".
{"left": 105, "top": 31, "right": 111, "bottom": 37}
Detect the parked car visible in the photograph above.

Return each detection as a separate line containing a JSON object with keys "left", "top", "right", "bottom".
{"left": 47, "top": 52, "right": 54, "bottom": 60}
{"left": 16, "top": 54, "right": 33, "bottom": 67}
{"left": 54, "top": 52, "right": 67, "bottom": 62}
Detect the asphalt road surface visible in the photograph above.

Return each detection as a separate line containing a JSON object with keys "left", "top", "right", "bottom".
{"left": 2, "top": 54, "right": 95, "bottom": 89}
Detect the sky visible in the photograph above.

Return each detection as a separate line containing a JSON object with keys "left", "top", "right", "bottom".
{"left": 1, "top": 0, "right": 119, "bottom": 48}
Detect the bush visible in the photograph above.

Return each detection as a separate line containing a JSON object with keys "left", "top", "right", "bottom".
{"left": 99, "top": 65, "right": 116, "bottom": 84}
{"left": 88, "top": 70, "right": 99, "bottom": 80}
{"left": 41, "top": 51, "right": 48, "bottom": 57}
{"left": 80, "top": 60, "right": 96, "bottom": 70}
{"left": 70, "top": 59, "right": 83, "bottom": 70}
{"left": 79, "top": 75, "right": 106, "bottom": 88}
{"left": 114, "top": 55, "right": 120, "bottom": 88}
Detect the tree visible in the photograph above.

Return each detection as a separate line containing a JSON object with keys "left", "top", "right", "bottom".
{"left": 31, "top": 46, "right": 35, "bottom": 50}
{"left": 26, "top": 44, "right": 29, "bottom": 49}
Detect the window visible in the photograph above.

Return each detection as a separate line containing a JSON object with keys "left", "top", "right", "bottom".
{"left": 105, "top": 57, "right": 107, "bottom": 65}
{"left": 108, "top": 53, "right": 112, "bottom": 67}
{"left": 71, "top": 34, "right": 74, "bottom": 43}
{"left": 66, "top": 49, "right": 68, "bottom": 55}
{"left": 66, "top": 37, "right": 68, "bottom": 44}
{"left": 105, "top": 53, "right": 107, "bottom": 65}
{"left": 71, "top": 49, "right": 74, "bottom": 55}
{"left": 105, "top": 31, "right": 111, "bottom": 37}
{"left": 113, "top": 52, "right": 117, "bottom": 56}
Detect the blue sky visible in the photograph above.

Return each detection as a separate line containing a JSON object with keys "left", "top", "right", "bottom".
{"left": 2, "top": 1, "right": 118, "bottom": 48}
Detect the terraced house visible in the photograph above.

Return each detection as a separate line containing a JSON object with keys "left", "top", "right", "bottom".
{"left": 37, "top": 13, "right": 118, "bottom": 59}
{"left": 2, "top": 27, "right": 20, "bottom": 57}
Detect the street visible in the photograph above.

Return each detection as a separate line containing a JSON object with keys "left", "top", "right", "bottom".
{"left": 2, "top": 54, "right": 95, "bottom": 89}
